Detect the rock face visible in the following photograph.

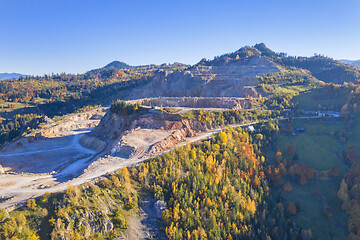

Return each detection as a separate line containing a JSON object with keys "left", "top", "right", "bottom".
{"left": 129, "top": 55, "right": 280, "bottom": 99}
{"left": 89, "top": 111, "right": 136, "bottom": 140}
{"left": 136, "top": 97, "right": 251, "bottom": 109}
{"left": 83, "top": 111, "right": 212, "bottom": 158}
{"left": 130, "top": 113, "right": 209, "bottom": 132}
{"left": 80, "top": 135, "right": 107, "bottom": 153}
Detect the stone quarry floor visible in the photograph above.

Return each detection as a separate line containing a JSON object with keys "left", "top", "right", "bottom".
{"left": 0, "top": 129, "right": 94, "bottom": 174}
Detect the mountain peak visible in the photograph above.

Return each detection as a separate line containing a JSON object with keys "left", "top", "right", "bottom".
{"left": 103, "top": 61, "right": 132, "bottom": 69}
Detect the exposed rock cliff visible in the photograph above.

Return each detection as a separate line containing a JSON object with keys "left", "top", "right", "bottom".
{"left": 136, "top": 97, "right": 251, "bottom": 109}
{"left": 129, "top": 55, "right": 280, "bottom": 99}
{"left": 82, "top": 111, "right": 213, "bottom": 158}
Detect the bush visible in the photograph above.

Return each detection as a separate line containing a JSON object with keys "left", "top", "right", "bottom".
{"left": 110, "top": 100, "right": 139, "bottom": 116}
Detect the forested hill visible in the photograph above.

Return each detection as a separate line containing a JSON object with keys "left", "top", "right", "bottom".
{"left": 87, "top": 61, "right": 188, "bottom": 75}
{"left": 193, "top": 43, "right": 360, "bottom": 85}
{"left": 254, "top": 43, "right": 360, "bottom": 84}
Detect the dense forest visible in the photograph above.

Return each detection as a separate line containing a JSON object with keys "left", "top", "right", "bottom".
{"left": 131, "top": 125, "right": 312, "bottom": 239}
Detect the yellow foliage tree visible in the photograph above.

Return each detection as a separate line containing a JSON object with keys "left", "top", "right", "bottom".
{"left": 122, "top": 166, "right": 130, "bottom": 183}
{"left": 26, "top": 199, "right": 36, "bottom": 210}
{"left": 246, "top": 199, "right": 256, "bottom": 214}
{"left": 219, "top": 131, "right": 228, "bottom": 144}
{"left": 31, "top": 234, "right": 40, "bottom": 240}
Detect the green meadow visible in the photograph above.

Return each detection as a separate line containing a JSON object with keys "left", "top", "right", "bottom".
{"left": 276, "top": 118, "right": 349, "bottom": 239}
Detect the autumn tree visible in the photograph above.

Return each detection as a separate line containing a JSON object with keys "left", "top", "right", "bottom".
{"left": 284, "top": 182, "right": 292, "bottom": 192}
{"left": 287, "top": 202, "right": 297, "bottom": 215}
{"left": 287, "top": 144, "right": 295, "bottom": 157}
{"left": 347, "top": 146, "right": 359, "bottom": 165}
{"left": 275, "top": 151, "right": 282, "bottom": 163}
{"left": 219, "top": 131, "right": 228, "bottom": 144}
{"left": 26, "top": 199, "right": 36, "bottom": 210}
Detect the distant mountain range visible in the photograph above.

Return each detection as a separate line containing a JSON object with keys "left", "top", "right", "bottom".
{"left": 0, "top": 73, "right": 28, "bottom": 80}
{"left": 340, "top": 59, "right": 360, "bottom": 68}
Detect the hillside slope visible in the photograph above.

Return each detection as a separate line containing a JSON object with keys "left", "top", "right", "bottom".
{"left": 254, "top": 43, "right": 360, "bottom": 84}
{"left": 129, "top": 44, "right": 360, "bottom": 100}
{"left": 129, "top": 54, "right": 281, "bottom": 99}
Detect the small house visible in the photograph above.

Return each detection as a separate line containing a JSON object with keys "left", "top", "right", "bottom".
{"left": 295, "top": 126, "right": 305, "bottom": 132}
{"left": 248, "top": 126, "right": 255, "bottom": 132}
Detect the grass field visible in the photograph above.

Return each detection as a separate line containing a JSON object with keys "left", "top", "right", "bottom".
{"left": 284, "top": 177, "right": 347, "bottom": 239}
{"left": 278, "top": 119, "right": 346, "bottom": 172}
{"left": 275, "top": 118, "right": 349, "bottom": 239}
{"left": 0, "top": 102, "right": 37, "bottom": 119}
{"left": 344, "top": 115, "right": 360, "bottom": 151}
{"left": 293, "top": 87, "right": 348, "bottom": 111}
{"left": 271, "top": 84, "right": 313, "bottom": 95}
{"left": 0, "top": 98, "right": 49, "bottom": 120}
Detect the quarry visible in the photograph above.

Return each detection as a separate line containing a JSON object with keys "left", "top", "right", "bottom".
{"left": 0, "top": 52, "right": 280, "bottom": 209}
{"left": 129, "top": 55, "right": 280, "bottom": 99}
{"left": 0, "top": 105, "right": 223, "bottom": 209}
{"left": 129, "top": 97, "right": 251, "bottom": 110}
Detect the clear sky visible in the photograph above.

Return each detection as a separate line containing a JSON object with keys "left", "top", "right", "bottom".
{"left": 1, "top": 0, "right": 360, "bottom": 75}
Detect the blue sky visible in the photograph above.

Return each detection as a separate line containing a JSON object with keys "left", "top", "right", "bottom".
{"left": 1, "top": 0, "right": 359, "bottom": 75}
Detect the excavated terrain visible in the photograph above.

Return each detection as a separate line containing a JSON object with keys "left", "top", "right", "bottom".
{"left": 0, "top": 56, "right": 277, "bottom": 209}
{"left": 131, "top": 97, "right": 251, "bottom": 110}
{"left": 82, "top": 111, "right": 212, "bottom": 158}
{"left": 129, "top": 55, "right": 280, "bottom": 99}
{"left": 0, "top": 108, "right": 107, "bottom": 174}
{"left": 0, "top": 108, "right": 218, "bottom": 209}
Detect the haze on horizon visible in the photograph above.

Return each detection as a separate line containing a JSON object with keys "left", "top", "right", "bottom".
{"left": 1, "top": 0, "right": 360, "bottom": 76}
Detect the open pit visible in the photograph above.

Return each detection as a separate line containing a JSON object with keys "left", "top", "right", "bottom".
{"left": 128, "top": 55, "right": 280, "bottom": 99}
{"left": 128, "top": 97, "right": 252, "bottom": 110}
{"left": 0, "top": 106, "right": 221, "bottom": 209}
{"left": 0, "top": 108, "right": 106, "bottom": 175}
